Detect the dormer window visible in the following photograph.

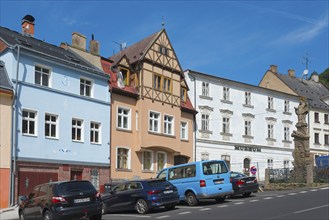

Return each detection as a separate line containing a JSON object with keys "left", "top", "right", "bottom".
{"left": 159, "top": 45, "right": 168, "bottom": 56}
{"left": 119, "top": 67, "right": 130, "bottom": 86}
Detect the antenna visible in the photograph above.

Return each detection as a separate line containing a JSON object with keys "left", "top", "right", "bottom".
{"left": 113, "top": 41, "right": 126, "bottom": 51}
{"left": 162, "top": 16, "right": 165, "bottom": 28}
{"left": 301, "top": 53, "right": 311, "bottom": 79}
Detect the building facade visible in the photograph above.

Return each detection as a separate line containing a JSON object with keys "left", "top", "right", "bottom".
{"left": 259, "top": 65, "right": 329, "bottom": 161}
{"left": 0, "top": 15, "right": 111, "bottom": 202}
{"left": 0, "top": 61, "right": 14, "bottom": 208}
{"left": 185, "top": 69, "right": 299, "bottom": 181}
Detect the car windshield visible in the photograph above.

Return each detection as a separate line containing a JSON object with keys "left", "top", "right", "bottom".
{"left": 202, "top": 161, "right": 228, "bottom": 175}
{"left": 58, "top": 181, "right": 95, "bottom": 194}
{"left": 147, "top": 179, "right": 170, "bottom": 187}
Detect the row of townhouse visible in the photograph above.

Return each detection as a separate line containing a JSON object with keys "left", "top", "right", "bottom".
{"left": 1, "top": 15, "right": 328, "bottom": 208}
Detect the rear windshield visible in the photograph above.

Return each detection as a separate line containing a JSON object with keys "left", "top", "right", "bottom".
{"left": 57, "top": 181, "right": 96, "bottom": 194}
{"left": 203, "top": 161, "right": 228, "bottom": 175}
{"left": 147, "top": 179, "right": 170, "bottom": 187}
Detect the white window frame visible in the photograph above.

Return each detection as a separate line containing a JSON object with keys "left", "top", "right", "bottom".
{"left": 324, "top": 134, "right": 329, "bottom": 145}
{"left": 244, "top": 120, "right": 251, "bottom": 136}
{"left": 35, "top": 65, "right": 50, "bottom": 87}
{"left": 80, "top": 78, "right": 93, "bottom": 97}
{"left": 223, "top": 87, "right": 230, "bottom": 101}
{"left": 72, "top": 118, "right": 84, "bottom": 142}
{"left": 90, "top": 121, "right": 101, "bottom": 144}
{"left": 22, "top": 109, "right": 37, "bottom": 136}
{"left": 245, "top": 92, "right": 251, "bottom": 105}
{"left": 284, "top": 100, "right": 290, "bottom": 113}
{"left": 117, "top": 107, "right": 131, "bottom": 130}
{"left": 201, "top": 114, "right": 209, "bottom": 131}
{"left": 267, "top": 124, "right": 274, "bottom": 139}
{"left": 314, "top": 133, "right": 320, "bottom": 144}
{"left": 156, "top": 151, "right": 167, "bottom": 172}
{"left": 116, "top": 147, "right": 131, "bottom": 169}
{"left": 142, "top": 150, "right": 153, "bottom": 171}
{"left": 284, "top": 126, "right": 290, "bottom": 141}
{"left": 283, "top": 160, "right": 290, "bottom": 168}
{"left": 45, "top": 113, "right": 58, "bottom": 139}
{"left": 180, "top": 121, "right": 188, "bottom": 140}
{"left": 268, "top": 96, "right": 274, "bottom": 109}
{"left": 163, "top": 114, "right": 174, "bottom": 135}
{"left": 202, "top": 82, "right": 209, "bottom": 97}
{"left": 222, "top": 117, "right": 230, "bottom": 134}
{"left": 149, "top": 111, "right": 161, "bottom": 133}
{"left": 267, "top": 159, "right": 273, "bottom": 169}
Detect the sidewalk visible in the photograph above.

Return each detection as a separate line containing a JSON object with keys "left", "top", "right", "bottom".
{"left": 0, "top": 205, "right": 19, "bottom": 220}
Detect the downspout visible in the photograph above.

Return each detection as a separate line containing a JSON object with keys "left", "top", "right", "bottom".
{"left": 10, "top": 45, "right": 20, "bottom": 205}
{"left": 189, "top": 71, "right": 197, "bottom": 162}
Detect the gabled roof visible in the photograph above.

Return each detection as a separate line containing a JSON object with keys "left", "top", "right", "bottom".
{"left": 109, "top": 31, "right": 160, "bottom": 65}
{"left": 0, "top": 60, "right": 13, "bottom": 92}
{"left": 0, "top": 26, "right": 108, "bottom": 78}
{"left": 274, "top": 72, "right": 329, "bottom": 110}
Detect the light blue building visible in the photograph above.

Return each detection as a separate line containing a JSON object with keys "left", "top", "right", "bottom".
{"left": 0, "top": 15, "right": 110, "bottom": 201}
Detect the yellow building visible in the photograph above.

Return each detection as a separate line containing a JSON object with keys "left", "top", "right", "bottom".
{"left": 0, "top": 60, "right": 13, "bottom": 208}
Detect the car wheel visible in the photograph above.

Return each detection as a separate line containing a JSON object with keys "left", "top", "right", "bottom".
{"left": 90, "top": 214, "right": 102, "bottom": 220}
{"left": 243, "top": 192, "right": 251, "bottom": 197}
{"left": 186, "top": 192, "right": 198, "bottom": 206}
{"left": 215, "top": 196, "right": 226, "bottom": 203}
{"left": 102, "top": 202, "right": 107, "bottom": 214}
{"left": 164, "top": 204, "right": 176, "bottom": 210}
{"left": 135, "top": 199, "right": 149, "bottom": 214}
{"left": 43, "top": 210, "right": 53, "bottom": 220}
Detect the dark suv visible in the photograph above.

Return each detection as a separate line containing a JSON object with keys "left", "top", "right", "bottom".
{"left": 19, "top": 180, "right": 102, "bottom": 220}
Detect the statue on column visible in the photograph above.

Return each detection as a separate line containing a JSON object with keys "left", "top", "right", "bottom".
{"left": 294, "top": 97, "right": 308, "bottom": 125}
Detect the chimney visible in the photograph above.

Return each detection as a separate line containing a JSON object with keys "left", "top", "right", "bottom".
{"left": 72, "top": 32, "right": 87, "bottom": 51}
{"left": 21, "top": 15, "right": 35, "bottom": 37}
{"left": 270, "top": 65, "right": 277, "bottom": 73}
{"left": 311, "top": 73, "right": 319, "bottom": 82}
{"left": 89, "top": 34, "right": 100, "bottom": 55}
{"left": 288, "top": 69, "right": 295, "bottom": 78}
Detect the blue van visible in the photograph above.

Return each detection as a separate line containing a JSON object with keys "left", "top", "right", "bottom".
{"left": 156, "top": 160, "right": 233, "bottom": 206}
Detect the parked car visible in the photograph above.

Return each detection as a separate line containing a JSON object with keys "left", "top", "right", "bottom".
{"left": 230, "top": 171, "right": 259, "bottom": 197}
{"left": 157, "top": 160, "right": 233, "bottom": 206}
{"left": 18, "top": 180, "right": 102, "bottom": 220}
{"left": 101, "top": 179, "right": 179, "bottom": 214}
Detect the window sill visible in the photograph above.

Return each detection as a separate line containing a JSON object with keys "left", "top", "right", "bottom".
{"left": 181, "top": 139, "right": 189, "bottom": 142}
{"left": 116, "top": 168, "right": 132, "bottom": 172}
{"left": 220, "top": 99, "right": 233, "bottom": 104}
{"left": 242, "top": 135, "right": 254, "bottom": 139}
{"left": 266, "top": 138, "right": 276, "bottom": 142}
{"left": 148, "top": 131, "right": 176, "bottom": 138}
{"left": 199, "top": 95, "right": 213, "bottom": 101}
{"left": 220, "top": 132, "right": 232, "bottom": 137}
{"left": 243, "top": 104, "right": 254, "bottom": 109}
{"left": 266, "top": 108, "right": 276, "bottom": 113}
{"left": 283, "top": 112, "right": 292, "bottom": 115}
{"left": 90, "top": 142, "right": 102, "bottom": 145}
{"left": 199, "top": 130, "right": 213, "bottom": 134}
{"left": 116, "top": 127, "right": 132, "bottom": 133}
{"left": 72, "top": 140, "right": 84, "bottom": 143}
{"left": 142, "top": 170, "right": 154, "bottom": 173}
{"left": 282, "top": 140, "right": 292, "bottom": 144}
{"left": 45, "top": 137, "right": 59, "bottom": 140}
{"left": 22, "top": 134, "right": 37, "bottom": 138}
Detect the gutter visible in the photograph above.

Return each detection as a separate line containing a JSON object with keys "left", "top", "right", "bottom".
{"left": 187, "top": 71, "right": 197, "bottom": 162}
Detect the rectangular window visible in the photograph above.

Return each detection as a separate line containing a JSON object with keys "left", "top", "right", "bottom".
{"left": 80, "top": 78, "right": 92, "bottom": 97}
{"left": 223, "top": 87, "right": 230, "bottom": 101}
{"left": 45, "top": 113, "right": 57, "bottom": 138}
{"left": 222, "top": 117, "right": 230, "bottom": 134}
{"left": 314, "top": 112, "right": 320, "bottom": 123}
{"left": 90, "top": 122, "right": 101, "bottom": 144}
{"left": 153, "top": 74, "right": 162, "bottom": 90}
{"left": 283, "top": 160, "right": 289, "bottom": 168}
{"left": 314, "top": 133, "right": 320, "bottom": 144}
{"left": 117, "top": 107, "right": 130, "bottom": 129}
{"left": 325, "top": 134, "right": 329, "bottom": 145}
{"left": 90, "top": 169, "right": 99, "bottom": 190}
{"left": 159, "top": 45, "right": 168, "bottom": 56}
{"left": 72, "top": 119, "right": 83, "bottom": 141}
{"left": 164, "top": 115, "right": 174, "bottom": 135}
{"left": 201, "top": 114, "right": 209, "bottom": 131}
{"left": 117, "top": 148, "right": 129, "bottom": 169}
{"left": 268, "top": 97, "right": 273, "bottom": 109}
{"left": 202, "top": 82, "right": 209, "bottom": 97}
{"left": 35, "top": 65, "right": 50, "bottom": 87}
{"left": 267, "top": 124, "right": 274, "bottom": 139}
{"left": 267, "top": 159, "right": 273, "bottom": 169}
{"left": 163, "top": 77, "right": 171, "bottom": 93}
{"left": 22, "top": 110, "right": 37, "bottom": 135}
{"left": 181, "top": 122, "right": 188, "bottom": 140}
{"left": 245, "top": 92, "right": 251, "bottom": 105}
{"left": 221, "top": 155, "right": 231, "bottom": 170}
{"left": 143, "top": 151, "right": 152, "bottom": 171}
{"left": 244, "top": 121, "right": 251, "bottom": 136}
{"left": 284, "top": 100, "right": 290, "bottom": 113}
{"left": 284, "top": 127, "right": 290, "bottom": 141}
{"left": 119, "top": 68, "right": 130, "bottom": 86}
{"left": 181, "top": 88, "right": 187, "bottom": 102}
{"left": 325, "top": 114, "right": 329, "bottom": 124}
{"left": 149, "top": 111, "right": 160, "bottom": 132}
{"left": 157, "top": 152, "right": 166, "bottom": 171}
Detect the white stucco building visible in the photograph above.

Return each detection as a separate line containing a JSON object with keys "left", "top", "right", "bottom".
{"left": 185, "top": 69, "right": 299, "bottom": 181}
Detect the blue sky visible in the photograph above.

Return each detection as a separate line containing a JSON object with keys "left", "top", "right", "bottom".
{"left": 1, "top": 0, "right": 328, "bottom": 85}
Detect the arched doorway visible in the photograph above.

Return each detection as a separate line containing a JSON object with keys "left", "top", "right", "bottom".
{"left": 243, "top": 158, "right": 250, "bottom": 176}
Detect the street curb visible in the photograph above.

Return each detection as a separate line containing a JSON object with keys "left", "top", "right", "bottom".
{"left": 0, "top": 205, "right": 18, "bottom": 214}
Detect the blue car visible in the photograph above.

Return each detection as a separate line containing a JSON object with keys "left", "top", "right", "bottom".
{"left": 101, "top": 179, "right": 179, "bottom": 214}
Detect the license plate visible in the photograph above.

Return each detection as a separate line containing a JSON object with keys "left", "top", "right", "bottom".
{"left": 214, "top": 180, "right": 224, "bottom": 184}
{"left": 246, "top": 181, "right": 254, "bottom": 184}
{"left": 74, "top": 198, "right": 90, "bottom": 203}
{"left": 163, "top": 190, "right": 173, "bottom": 194}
